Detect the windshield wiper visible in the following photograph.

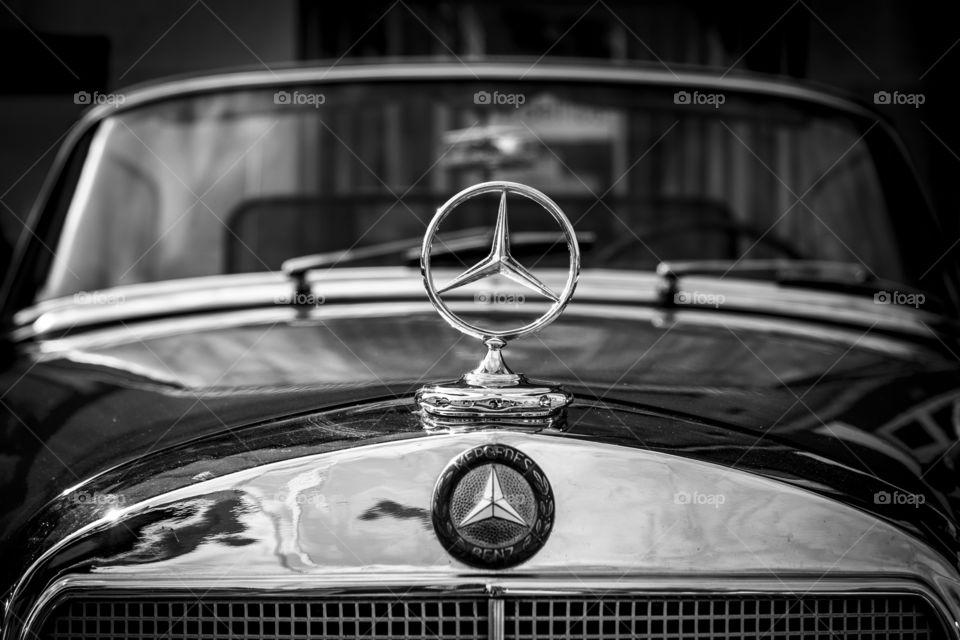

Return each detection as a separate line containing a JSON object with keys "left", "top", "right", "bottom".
{"left": 410, "top": 229, "right": 595, "bottom": 261}
{"left": 658, "top": 259, "right": 871, "bottom": 283}
{"left": 656, "top": 259, "right": 932, "bottom": 306}
{"left": 281, "top": 228, "right": 594, "bottom": 299}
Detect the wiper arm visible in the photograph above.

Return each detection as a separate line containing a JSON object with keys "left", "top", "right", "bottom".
{"left": 281, "top": 228, "right": 594, "bottom": 299}
{"left": 403, "top": 230, "right": 596, "bottom": 261}
{"left": 656, "top": 259, "right": 930, "bottom": 306}
{"left": 281, "top": 226, "right": 492, "bottom": 288}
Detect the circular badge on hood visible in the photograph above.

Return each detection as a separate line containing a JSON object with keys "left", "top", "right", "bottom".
{"left": 432, "top": 443, "right": 554, "bottom": 569}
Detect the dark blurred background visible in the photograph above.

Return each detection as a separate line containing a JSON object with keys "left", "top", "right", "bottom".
{"left": 1, "top": 0, "right": 958, "bottom": 254}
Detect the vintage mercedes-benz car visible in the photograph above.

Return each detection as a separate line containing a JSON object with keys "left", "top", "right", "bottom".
{"left": 1, "top": 59, "right": 960, "bottom": 639}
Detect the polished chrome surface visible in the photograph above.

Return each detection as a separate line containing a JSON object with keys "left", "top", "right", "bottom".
{"left": 15, "top": 270, "right": 957, "bottom": 343}
{"left": 416, "top": 381, "right": 572, "bottom": 432}
{"left": 489, "top": 597, "right": 505, "bottom": 640}
{"left": 34, "top": 591, "right": 947, "bottom": 640}
{"left": 10, "top": 432, "right": 960, "bottom": 639}
{"left": 420, "top": 182, "right": 580, "bottom": 343}
{"left": 417, "top": 182, "right": 579, "bottom": 428}
{"left": 51, "top": 62, "right": 884, "bottom": 137}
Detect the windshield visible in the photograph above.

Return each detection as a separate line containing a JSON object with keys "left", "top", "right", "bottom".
{"left": 41, "top": 80, "right": 907, "bottom": 300}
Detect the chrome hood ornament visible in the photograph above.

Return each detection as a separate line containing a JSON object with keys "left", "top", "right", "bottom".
{"left": 417, "top": 181, "right": 580, "bottom": 430}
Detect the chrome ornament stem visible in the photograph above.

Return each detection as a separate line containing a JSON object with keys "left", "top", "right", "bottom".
{"left": 464, "top": 338, "right": 520, "bottom": 387}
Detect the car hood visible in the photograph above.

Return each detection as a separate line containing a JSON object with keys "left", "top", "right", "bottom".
{"left": 2, "top": 290, "right": 960, "bottom": 599}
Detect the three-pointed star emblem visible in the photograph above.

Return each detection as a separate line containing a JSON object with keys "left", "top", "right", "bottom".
{"left": 459, "top": 465, "right": 527, "bottom": 527}
{"left": 437, "top": 191, "right": 559, "bottom": 302}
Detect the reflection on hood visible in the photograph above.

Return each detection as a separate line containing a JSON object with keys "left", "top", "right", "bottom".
{"left": 93, "top": 491, "right": 256, "bottom": 566}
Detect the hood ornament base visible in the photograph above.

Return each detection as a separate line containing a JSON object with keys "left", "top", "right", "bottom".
{"left": 415, "top": 182, "right": 580, "bottom": 431}
{"left": 417, "top": 379, "right": 572, "bottom": 431}
{"left": 418, "top": 339, "right": 572, "bottom": 431}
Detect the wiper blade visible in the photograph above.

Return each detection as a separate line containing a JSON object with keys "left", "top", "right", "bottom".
{"left": 281, "top": 226, "right": 491, "bottom": 277}
{"left": 281, "top": 228, "right": 594, "bottom": 297}
{"left": 404, "top": 230, "right": 596, "bottom": 261}
{"left": 657, "top": 259, "right": 873, "bottom": 284}
{"left": 656, "top": 259, "right": 933, "bottom": 305}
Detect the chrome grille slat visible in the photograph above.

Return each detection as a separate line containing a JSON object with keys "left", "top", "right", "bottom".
{"left": 40, "top": 594, "right": 941, "bottom": 640}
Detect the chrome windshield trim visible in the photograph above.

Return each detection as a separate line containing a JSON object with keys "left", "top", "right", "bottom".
{"left": 13, "top": 270, "right": 956, "bottom": 344}
{"left": 21, "top": 301, "right": 940, "bottom": 363}
{"left": 78, "top": 61, "right": 880, "bottom": 128}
